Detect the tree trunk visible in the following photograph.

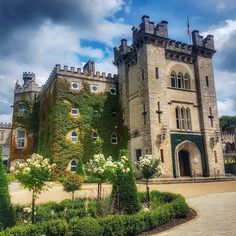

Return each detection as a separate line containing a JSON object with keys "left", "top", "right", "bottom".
{"left": 32, "top": 189, "right": 36, "bottom": 224}
{"left": 97, "top": 181, "right": 102, "bottom": 215}
{"left": 146, "top": 179, "right": 150, "bottom": 209}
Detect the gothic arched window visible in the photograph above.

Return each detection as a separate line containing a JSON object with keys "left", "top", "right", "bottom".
{"left": 175, "top": 107, "right": 180, "bottom": 129}
{"left": 181, "top": 107, "right": 186, "bottom": 129}
{"left": 71, "top": 131, "right": 78, "bottom": 143}
{"left": 177, "top": 73, "right": 183, "bottom": 88}
{"left": 186, "top": 108, "right": 192, "bottom": 130}
{"left": 171, "top": 71, "right": 176, "bottom": 87}
{"left": 92, "top": 132, "right": 98, "bottom": 143}
{"left": 111, "top": 132, "right": 118, "bottom": 144}
{"left": 70, "top": 160, "right": 77, "bottom": 171}
{"left": 184, "top": 73, "right": 191, "bottom": 89}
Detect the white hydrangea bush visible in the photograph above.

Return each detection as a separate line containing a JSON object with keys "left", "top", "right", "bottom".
{"left": 136, "top": 154, "right": 161, "bottom": 180}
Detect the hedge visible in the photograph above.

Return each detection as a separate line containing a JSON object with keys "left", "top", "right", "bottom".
{"left": 0, "top": 192, "right": 189, "bottom": 236}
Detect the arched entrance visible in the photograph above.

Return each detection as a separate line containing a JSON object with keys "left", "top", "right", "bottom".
{"left": 174, "top": 140, "right": 203, "bottom": 178}
{"left": 178, "top": 150, "right": 191, "bottom": 176}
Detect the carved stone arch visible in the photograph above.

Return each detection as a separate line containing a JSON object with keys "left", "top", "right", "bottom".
{"left": 166, "top": 62, "right": 194, "bottom": 79}
{"left": 174, "top": 140, "right": 202, "bottom": 177}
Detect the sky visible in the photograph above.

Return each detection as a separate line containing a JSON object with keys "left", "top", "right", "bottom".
{"left": 0, "top": 0, "right": 236, "bottom": 123}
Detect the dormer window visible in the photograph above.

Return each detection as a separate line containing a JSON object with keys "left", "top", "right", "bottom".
{"left": 71, "top": 82, "right": 79, "bottom": 90}
{"left": 18, "top": 103, "right": 26, "bottom": 116}
{"left": 91, "top": 84, "right": 99, "bottom": 93}
{"left": 71, "top": 108, "right": 79, "bottom": 115}
{"left": 110, "top": 88, "right": 116, "bottom": 95}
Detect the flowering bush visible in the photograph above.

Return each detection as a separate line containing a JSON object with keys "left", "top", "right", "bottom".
{"left": 136, "top": 155, "right": 161, "bottom": 180}
{"left": 136, "top": 155, "right": 161, "bottom": 208}
{"left": 14, "top": 153, "right": 56, "bottom": 223}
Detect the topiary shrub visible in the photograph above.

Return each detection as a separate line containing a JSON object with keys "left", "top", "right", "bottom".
{"left": 63, "top": 173, "right": 83, "bottom": 208}
{"left": 112, "top": 149, "right": 140, "bottom": 214}
{"left": 0, "top": 151, "right": 15, "bottom": 229}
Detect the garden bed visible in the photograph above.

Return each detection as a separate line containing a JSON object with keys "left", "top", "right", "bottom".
{"left": 0, "top": 191, "right": 191, "bottom": 236}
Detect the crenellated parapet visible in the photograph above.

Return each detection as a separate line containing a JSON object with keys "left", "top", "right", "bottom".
{"left": 14, "top": 72, "right": 41, "bottom": 95}
{"left": 114, "top": 16, "right": 217, "bottom": 66}
{"left": 39, "top": 60, "right": 118, "bottom": 99}
{"left": 0, "top": 122, "right": 12, "bottom": 129}
{"left": 132, "top": 15, "right": 168, "bottom": 44}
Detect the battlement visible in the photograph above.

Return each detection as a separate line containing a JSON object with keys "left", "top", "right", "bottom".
{"left": 166, "top": 40, "right": 192, "bottom": 55}
{"left": 192, "top": 30, "right": 215, "bottom": 50}
{"left": 39, "top": 61, "right": 118, "bottom": 99}
{"left": 132, "top": 15, "right": 168, "bottom": 44}
{"left": 0, "top": 122, "right": 12, "bottom": 129}
{"left": 14, "top": 73, "right": 41, "bottom": 95}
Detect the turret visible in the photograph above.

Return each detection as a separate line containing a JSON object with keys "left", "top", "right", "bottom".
{"left": 23, "top": 72, "right": 35, "bottom": 85}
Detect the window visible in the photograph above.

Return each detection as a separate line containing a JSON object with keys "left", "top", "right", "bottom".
{"left": 19, "top": 103, "right": 26, "bottom": 116}
{"left": 155, "top": 67, "right": 159, "bottom": 79}
{"left": 71, "top": 108, "right": 79, "bottom": 115}
{"left": 176, "top": 107, "right": 192, "bottom": 131}
{"left": 184, "top": 73, "right": 191, "bottom": 89}
{"left": 0, "top": 131, "right": 4, "bottom": 141}
{"left": 70, "top": 160, "right": 77, "bottom": 172}
{"left": 71, "top": 82, "right": 79, "bottom": 90}
{"left": 17, "top": 129, "right": 25, "bottom": 148}
{"left": 92, "top": 132, "right": 98, "bottom": 142}
{"left": 177, "top": 73, "right": 183, "bottom": 88}
{"left": 141, "top": 69, "right": 145, "bottom": 81}
{"left": 171, "top": 72, "right": 176, "bottom": 87}
{"left": 206, "top": 76, "right": 209, "bottom": 87}
{"left": 186, "top": 108, "right": 192, "bottom": 130}
{"left": 181, "top": 107, "right": 185, "bottom": 130}
{"left": 93, "top": 109, "right": 98, "bottom": 116}
{"left": 135, "top": 149, "right": 142, "bottom": 161}
{"left": 111, "top": 132, "right": 118, "bottom": 144}
{"left": 71, "top": 131, "right": 78, "bottom": 143}
{"left": 91, "top": 84, "right": 99, "bottom": 93}
{"left": 160, "top": 149, "right": 164, "bottom": 163}
{"left": 110, "top": 88, "right": 116, "bottom": 95}
{"left": 176, "top": 107, "right": 180, "bottom": 129}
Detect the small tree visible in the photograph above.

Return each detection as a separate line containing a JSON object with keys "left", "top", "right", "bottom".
{"left": 112, "top": 150, "right": 140, "bottom": 214}
{"left": 63, "top": 173, "right": 83, "bottom": 208}
{"left": 0, "top": 151, "right": 15, "bottom": 229}
{"left": 136, "top": 155, "right": 161, "bottom": 208}
{"left": 14, "top": 153, "right": 56, "bottom": 224}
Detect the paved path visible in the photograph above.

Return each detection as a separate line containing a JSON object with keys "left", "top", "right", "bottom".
{"left": 158, "top": 192, "right": 236, "bottom": 236}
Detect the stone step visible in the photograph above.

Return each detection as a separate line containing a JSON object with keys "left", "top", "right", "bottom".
{"left": 137, "top": 176, "right": 236, "bottom": 185}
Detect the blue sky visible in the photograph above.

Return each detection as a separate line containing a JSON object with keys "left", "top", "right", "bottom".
{"left": 0, "top": 0, "right": 236, "bottom": 122}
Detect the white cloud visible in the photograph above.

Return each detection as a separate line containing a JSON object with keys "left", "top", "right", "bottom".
{"left": 203, "top": 19, "right": 236, "bottom": 49}
{"left": 217, "top": 99, "right": 236, "bottom": 116}
{"left": 0, "top": 0, "right": 131, "bottom": 123}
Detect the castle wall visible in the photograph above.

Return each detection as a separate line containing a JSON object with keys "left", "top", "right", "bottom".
{"left": 195, "top": 56, "right": 225, "bottom": 176}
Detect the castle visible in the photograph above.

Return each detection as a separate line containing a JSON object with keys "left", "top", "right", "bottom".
{"left": 10, "top": 16, "right": 225, "bottom": 178}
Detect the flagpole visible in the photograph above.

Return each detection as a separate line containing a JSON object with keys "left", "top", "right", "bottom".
{"left": 187, "top": 16, "right": 191, "bottom": 45}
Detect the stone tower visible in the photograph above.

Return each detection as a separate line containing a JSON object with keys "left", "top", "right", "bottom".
{"left": 114, "top": 15, "right": 224, "bottom": 178}
{"left": 10, "top": 72, "right": 41, "bottom": 167}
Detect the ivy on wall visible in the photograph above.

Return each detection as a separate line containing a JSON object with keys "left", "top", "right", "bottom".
{"left": 37, "top": 77, "right": 128, "bottom": 175}
{"left": 10, "top": 96, "right": 38, "bottom": 161}
{"left": 170, "top": 133, "right": 207, "bottom": 177}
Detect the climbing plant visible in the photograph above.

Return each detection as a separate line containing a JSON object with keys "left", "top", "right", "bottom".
{"left": 37, "top": 77, "right": 128, "bottom": 175}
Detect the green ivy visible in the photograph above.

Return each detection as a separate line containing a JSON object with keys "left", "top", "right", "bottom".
{"left": 37, "top": 77, "right": 128, "bottom": 175}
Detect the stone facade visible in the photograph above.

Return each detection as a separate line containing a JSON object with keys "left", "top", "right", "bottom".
{"left": 0, "top": 122, "right": 12, "bottom": 170}
{"left": 10, "top": 15, "right": 225, "bottom": 178}
{"left": 114, "top": 15, "right": 225, "bottom": 178}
